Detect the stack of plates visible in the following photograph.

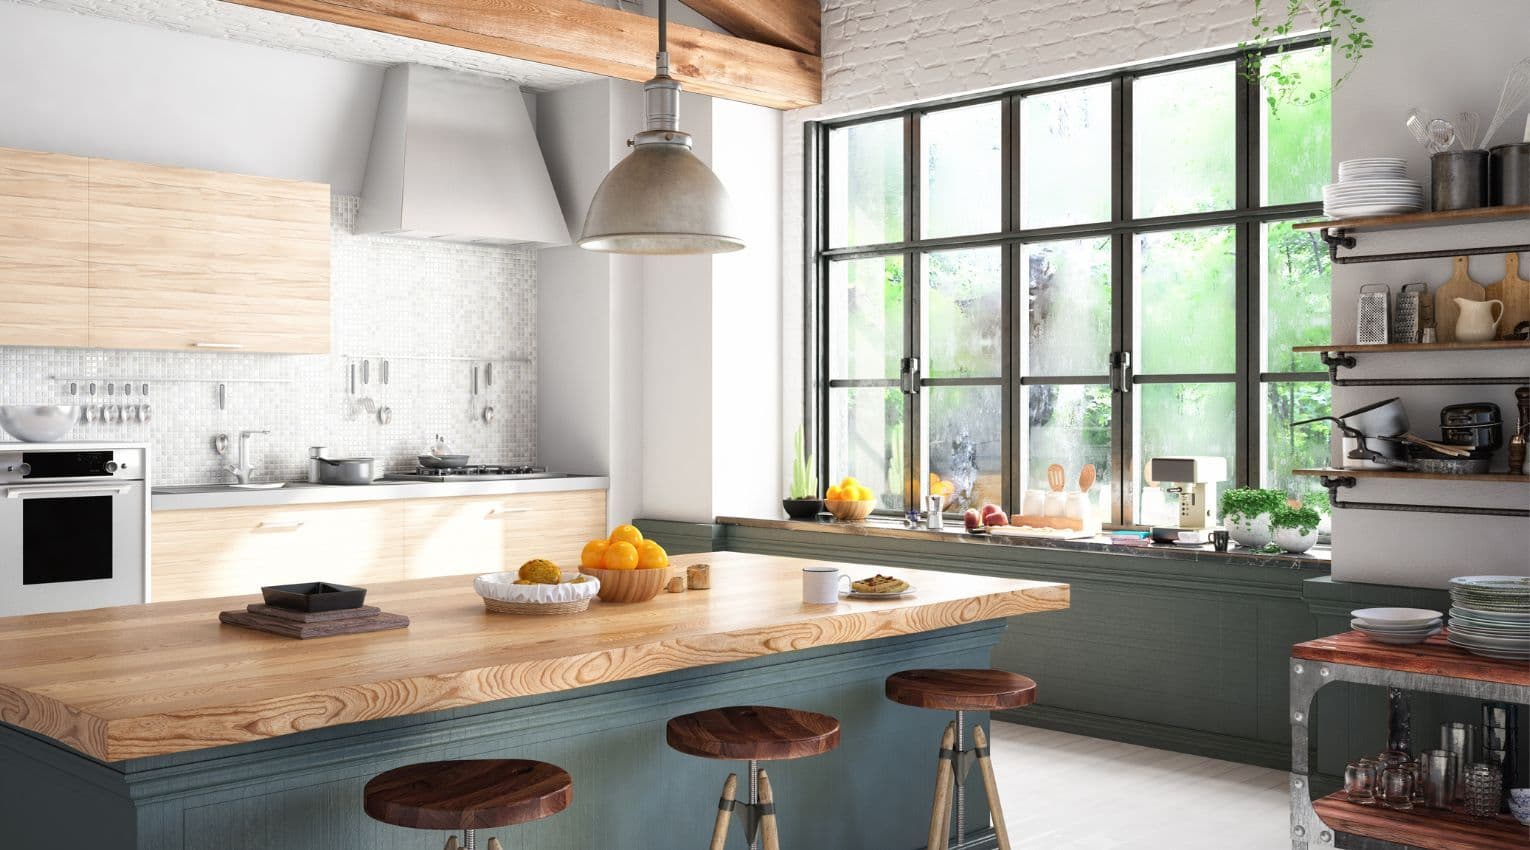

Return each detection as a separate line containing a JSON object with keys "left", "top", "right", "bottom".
{"left": 1323, "top": 158, "right": 1424, "bottom": 218}
{"left": 1447, "top": 576, "right": 1530, "bottom": 660}
{"left": 1351, "top": 607, "right": 1444, "bottom": 645}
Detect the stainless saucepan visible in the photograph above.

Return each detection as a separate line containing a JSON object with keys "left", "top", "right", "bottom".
{"left": 316, "top": 457, "right": 375, "bottom": 485}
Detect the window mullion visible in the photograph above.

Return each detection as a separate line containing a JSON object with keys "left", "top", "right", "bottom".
{"left": 1112, "top": 74, "right": 1133, "bottom": 525}
{"left": 904, "top": 112, "right": 922, "bottom": 517}
{"left": 1236, "top": 51, "right": 1258, "bottom": 490}
{"left": 1003, "top": 95, "right": 1021, "bottom": 517}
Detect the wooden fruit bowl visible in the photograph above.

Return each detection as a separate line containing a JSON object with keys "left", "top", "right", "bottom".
{"left": 824, "top": 499, "right": 875, "bottom": 521}
{"left": 577, "top": 565, "right": 670, "bottom": 603}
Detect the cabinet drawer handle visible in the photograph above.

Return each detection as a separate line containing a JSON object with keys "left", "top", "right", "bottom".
{"left": 257, "top": 520, "right": 304, "bottom": 531}
{"left": 192, "top": 342, "right": 245, "bottom": 350}
{"left": 487, "top": 506, "right": 532, "bottom": 518}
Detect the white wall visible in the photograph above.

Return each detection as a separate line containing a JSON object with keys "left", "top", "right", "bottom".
{"left": 1326, "top": 0, "right": 1530, "bottom": 587}
{"left": 0, "top": 2, "right": 382, "bottom": 193}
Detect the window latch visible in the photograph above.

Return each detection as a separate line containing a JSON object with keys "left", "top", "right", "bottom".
{"left": 900, "top": 357, "right": 920, "bottom": 395}
{"left": 1110, "top": 351, "right": 1132, "bottom": 394}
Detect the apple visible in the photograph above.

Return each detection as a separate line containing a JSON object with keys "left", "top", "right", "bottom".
{"left": 980, "top": 503, "right": 1004, "bottom": 520}
{"left": 963, "top": 508, "right": 983, "bottom": 530}
{"left": 987, "top": 510, "right": 1009, "bottom": 526}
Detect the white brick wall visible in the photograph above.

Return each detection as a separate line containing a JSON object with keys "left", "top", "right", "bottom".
{"left": 781, "top": 0, "right": 1266, "bottom": 486}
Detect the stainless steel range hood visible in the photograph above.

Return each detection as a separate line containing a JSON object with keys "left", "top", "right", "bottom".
{"left": 357, "top": 64, "right": 569, "bottom": 247}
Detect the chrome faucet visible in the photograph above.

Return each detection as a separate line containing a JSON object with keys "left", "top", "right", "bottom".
{"left": 223, "top": 430, "right": 270, "bottom": 485}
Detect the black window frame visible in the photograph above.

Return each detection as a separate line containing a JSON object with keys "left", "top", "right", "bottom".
{"left": 805, "top": 36, "right": 1332, "bottom": 525}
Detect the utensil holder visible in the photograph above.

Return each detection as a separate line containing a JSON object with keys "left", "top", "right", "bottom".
{"left": 1490, "top": 143, "right": 1530, "bottom": 206}
{"left": 1432, "top": 150, "right": 1490, "bottom": 211}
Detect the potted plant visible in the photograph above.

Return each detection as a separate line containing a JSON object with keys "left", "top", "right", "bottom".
{"left": 1219, "top": 488, "right": 1285, "bottom": 549}
{"left": 1270, "top": 503, "right": 1321, "bottom": 554}
{"left": 1303, "top": 492, "right": 1333, "bottom": 542}
{"left": 783, "top": 427, "right": 823, "bottom": 520}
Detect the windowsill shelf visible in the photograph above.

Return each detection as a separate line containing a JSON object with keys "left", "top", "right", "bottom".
{"left": 1291, "top": 205, "right": 1530, "bottom": 233}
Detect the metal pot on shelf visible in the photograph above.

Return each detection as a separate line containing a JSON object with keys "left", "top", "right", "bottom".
{"left": 315, "top": 457, "right": 376, "bottom": 485}
{"left": 1439, "top": 402, "right": 1503, "bottom": 452}
{"left": 1292, "top": 398, "right": 1475, "bottom": 471}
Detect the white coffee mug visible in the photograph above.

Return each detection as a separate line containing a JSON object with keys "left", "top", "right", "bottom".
{"left": 802, "top": 566, "right": 850, "bottom": 604}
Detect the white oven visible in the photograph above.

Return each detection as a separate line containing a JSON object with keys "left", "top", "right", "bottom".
{"left": 0, "top": 446, "right": 147, "bottom": 616}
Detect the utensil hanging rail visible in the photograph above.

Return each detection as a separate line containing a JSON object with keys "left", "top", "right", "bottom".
{"left": 48, "top": 375, "right": 292, "bottom": 385}
{"left": 1318, "top": 474, "right": 1530, "bottom": 518}
{"left": 1316, "top": 227, "right": 1530, "bottom": 265}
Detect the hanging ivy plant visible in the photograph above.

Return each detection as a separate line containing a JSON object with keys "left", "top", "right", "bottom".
{"left": 1241, "top": 0, "right": 1374, "bottom": 111}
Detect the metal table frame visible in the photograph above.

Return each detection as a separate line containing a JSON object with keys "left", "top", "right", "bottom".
{"left": 1287, "top": 656, "right": 1530, "bottom": 849}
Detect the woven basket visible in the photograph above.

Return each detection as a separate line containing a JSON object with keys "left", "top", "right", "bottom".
{"left": 482, "top": 596, "right": 592, "bottom": 615}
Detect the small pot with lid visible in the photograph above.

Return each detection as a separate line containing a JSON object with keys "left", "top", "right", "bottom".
{"left": 315, "top": 457, "right": 376, "bottom": 485}
{"left": 1440, "top": 402, "right": 1503, "bottom": 451}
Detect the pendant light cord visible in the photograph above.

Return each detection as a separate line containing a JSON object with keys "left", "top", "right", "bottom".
{"left": 658, "top": 0, "right": 667, "bottom": 55}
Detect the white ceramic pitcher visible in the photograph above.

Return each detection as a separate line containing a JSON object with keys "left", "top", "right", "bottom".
{"left": 1453, "top": 297, "right": 1504, "bottom": 342}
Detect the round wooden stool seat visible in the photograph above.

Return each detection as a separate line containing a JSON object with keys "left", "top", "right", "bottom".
{"left": 666, "top": 705, "right": 840, "bottom": 761}
{"left": 363, "top": 759, "right": 572, "bottom": 831}
{"left": 885, "top": 669, "right": 1037, "bottom": 711}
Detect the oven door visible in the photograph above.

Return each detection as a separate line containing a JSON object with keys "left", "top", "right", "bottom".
{"left": 0, "top": 480, "right": 146, "bottom": 616}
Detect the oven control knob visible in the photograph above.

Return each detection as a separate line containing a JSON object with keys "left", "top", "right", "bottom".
{"left": 104, "top": 461, "right": 120, "bottom": 473}
{"left": 8, "top": 462, "right": 30, "bottom": 476}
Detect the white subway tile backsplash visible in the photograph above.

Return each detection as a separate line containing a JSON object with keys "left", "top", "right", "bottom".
{"left": 0, "top": 195, "right": 537, "bottom": 484}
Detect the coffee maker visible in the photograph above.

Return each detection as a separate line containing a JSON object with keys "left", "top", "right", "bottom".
{"left": 1144, "top": 456, "right": 1228, "bottom": 534}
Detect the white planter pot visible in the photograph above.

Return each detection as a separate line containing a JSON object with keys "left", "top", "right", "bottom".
{"left": 1273, "top": 525, "right": 1318, "bottom": 554}
{"left": 1226, "top": 513, "right": 1273, "bottom": 549}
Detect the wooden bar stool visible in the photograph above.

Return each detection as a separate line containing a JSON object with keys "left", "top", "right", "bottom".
{"left": 886, "top": 669, "right": 1037, "bottom": 850}
{"left": 666, "top": 705, "right": 840, "bottom": 850}
{"left": 364, "top": 759, "right": 572, "bottom": 850}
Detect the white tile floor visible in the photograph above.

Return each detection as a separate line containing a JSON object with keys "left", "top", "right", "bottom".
{"left": 988, "top": 723, "right": 1291, "bottom": 849}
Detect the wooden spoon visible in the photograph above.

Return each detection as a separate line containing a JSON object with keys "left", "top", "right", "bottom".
{"left": 1078, "top": 464, "right": 1096, "bottom": 492}
{"left": 1046, "top": 464, "right": 1065, "bottom": 492}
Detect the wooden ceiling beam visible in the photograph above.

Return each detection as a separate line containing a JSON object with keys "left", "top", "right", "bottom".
{"left": 221, "top": 0, "right": 821, "bottom": 110}
{"left": 680, "top": 0, "right": 820, "bottom": 56}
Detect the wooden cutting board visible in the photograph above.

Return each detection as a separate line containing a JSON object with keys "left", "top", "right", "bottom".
{"left": 1433, "top": 256, "right": 1486, "bottom": 343}
{"left": 220, "top": 608, "right": 409, "bottom": 639}
{"left": 1484, "top": 252, "right": 1530, "bottom": 339}
{"left": 245, "top": 604, "right": 382, "bottom": 623}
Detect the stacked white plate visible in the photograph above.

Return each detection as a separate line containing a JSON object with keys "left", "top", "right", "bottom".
{"left": 1323, "top": 158, "right": 1424, "bottom": 218}
{"left": 1447, "top": 575, "right": 1530, "bottom": 660}
{"left": 1351, "top": 607, "right": 1444, "bottom": 645}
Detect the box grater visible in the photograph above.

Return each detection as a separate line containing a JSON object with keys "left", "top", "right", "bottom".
{"left": 1356, "top": 283, "right": 1390, "bottom": 345}
{"left": 1394, "top": 282, "right": 1427, "bottom": 344}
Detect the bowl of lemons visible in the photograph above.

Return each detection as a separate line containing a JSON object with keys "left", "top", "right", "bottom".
{"left": 577, "top": 524, "right": 672, "bottom": 603}
{"left": 824, "top": 476, "right": 876, "bottom": 522}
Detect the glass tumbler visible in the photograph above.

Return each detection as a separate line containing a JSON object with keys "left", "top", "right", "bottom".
{"left": 1380, "top": 765, "right": 1415, "bottom": 811}
{"left": 1421, "top": 749, "right": 1458, "bottom": 809}
{"left": 1464, "top": 762, "right": 1503, "bottom": 818}
{"left": 1345, "top": 759, "right": 1378, "bottom": 804}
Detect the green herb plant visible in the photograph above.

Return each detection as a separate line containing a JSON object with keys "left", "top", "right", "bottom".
{"left": 1271, "top": 503, "right": 1322, "bottom": 536}
{"left": 1241, "top": 0, "right": 1373, "bottom": 112}
{"left": 789, "top": 426, "right": 819, "bottom": 500}
{"left": 1220, "top": 487, "right": 1286, "bottom": 522}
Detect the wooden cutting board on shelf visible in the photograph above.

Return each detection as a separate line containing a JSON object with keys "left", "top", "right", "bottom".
{"left": 1433, "top": 256, "right": 1486, "bottom": 343}
{"left": 1484, "top": 252, "right": 1530, "bottom": 339}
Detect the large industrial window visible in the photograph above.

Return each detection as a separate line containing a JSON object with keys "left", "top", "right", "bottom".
{"left": 809, "top": 41, "right": 1333, "bottom": 525}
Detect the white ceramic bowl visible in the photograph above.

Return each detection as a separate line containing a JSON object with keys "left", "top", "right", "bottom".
{"left": 1352, "top": 607, "right": 1445, "bottom": 627}
{"left": 0, "top": 405, "right": 80, "bottom": 442}
{"left": 1508, "top": 788, "right": 1530, "bottom": 825}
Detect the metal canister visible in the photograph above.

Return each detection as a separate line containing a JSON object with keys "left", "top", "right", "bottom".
{"left": 1490, "top": 143, "right": 1530, "bottom": 206}
{"left": 1431, "top": 150, "right": 1490, "bottom": 211}
{"left": 307, "top": 446, "right": 327, "bottom": 483}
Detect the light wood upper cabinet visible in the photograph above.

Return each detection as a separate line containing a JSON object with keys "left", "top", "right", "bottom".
{"left": 0, "top": 149, "right": 90, "bottom": 347}
{"left": 152, "top": 502, "right": 406, "bottom": 603}
{"left": 87, "top": 158, "right": 331, "bottom": 353}
{"left": 402, "top": 490, "right": 608, "bottom": 579}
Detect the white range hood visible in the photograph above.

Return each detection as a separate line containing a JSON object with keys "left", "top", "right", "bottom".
{"left": 357, "top": 64, "right": 569, "bottom": 247}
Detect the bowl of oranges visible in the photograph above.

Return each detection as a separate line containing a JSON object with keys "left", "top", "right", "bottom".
{"left": 824, "top": 476, "right": 876, "bottom": 522}
{"left": 578, "top": 524, "right": 671, "bottom": 603}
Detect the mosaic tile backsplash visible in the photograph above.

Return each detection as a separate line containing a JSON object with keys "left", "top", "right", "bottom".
{"left": 0, "top": 196, "right": 538, "bottom": 484}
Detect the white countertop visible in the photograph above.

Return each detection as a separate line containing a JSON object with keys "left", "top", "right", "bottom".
{"left": 151, "top": 474, "right": 609, "bottom": 510}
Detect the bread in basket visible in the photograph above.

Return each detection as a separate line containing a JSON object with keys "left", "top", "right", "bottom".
{"left": 474, "top": 572, "right": 601, "bottom": 615}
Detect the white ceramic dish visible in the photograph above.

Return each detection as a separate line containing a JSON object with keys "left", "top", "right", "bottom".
{"left": 1352, "top": 608, "right": 1443, "bottom": 627}
{"left": 1449, "top": 575, "right": 1530, "bottom": 590}
{"left": 1351, "top": 618, "right": 1442, "bottom": 634}
{"left": 1325, "top": 204, "right": 1425, "bottom": 217}
{"left": 1450, "top": 606, "right": 1530, "bottom": 622}
{"left": 1356, "top": 625, "right": 1443, "bottom": 645}
{"left": 1445, "top": 628, "right": 1530, "bottom": 647}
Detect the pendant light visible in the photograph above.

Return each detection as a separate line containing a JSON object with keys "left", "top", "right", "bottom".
{"left": 578, "top": 0, "right": 744, "bottom": 254}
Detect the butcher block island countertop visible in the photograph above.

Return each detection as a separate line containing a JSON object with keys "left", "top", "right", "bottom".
{"left": 0, "top": 551, "right": 1069, "bottom": 763}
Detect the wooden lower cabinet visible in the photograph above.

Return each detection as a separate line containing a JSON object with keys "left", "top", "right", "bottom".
{"left": 151, "top": 490, "right": 608, "bottom": 601}
{"left": 151, "top": 502, "right": 406, "bottom": 602}
{"left": 401, "top": 490, "right": 607, "bottom": 579}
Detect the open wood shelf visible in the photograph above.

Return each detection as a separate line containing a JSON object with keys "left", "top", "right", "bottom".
{"left": 1311, "top": 792, "right": 1527, "bottom": 850}
{"left": 1292, "top": 340, "right": 1530, "bottom": 354}
{"left": 1292, "top": 205, "right": 1530, "bottom": 233}
{"left": 1293, "top": 468, "right": 1529, "bottom": 484}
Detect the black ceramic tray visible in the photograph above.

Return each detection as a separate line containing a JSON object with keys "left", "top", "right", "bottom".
{"left": 260, "top": 582, "right": 368, "bottom": 612}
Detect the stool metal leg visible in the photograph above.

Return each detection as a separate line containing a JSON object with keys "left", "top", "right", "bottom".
{"left": 953, "top": 710, "right": 966, "bottom": 844}
{"left": 463, "top": 828, "right": 475, "bottom": 850}
{"left": 748, "top": 759, "right": 761, "bottom": 850}
{"left": 972, "top": 725, "right": 1011, "bottom": 850}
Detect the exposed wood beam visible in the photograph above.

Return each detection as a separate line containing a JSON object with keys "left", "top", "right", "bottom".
{"left": 220, "top": 0, "right": 821, "bottom": 109}
{"left": 680, "top": 0, "right": 819, "bottom": 56}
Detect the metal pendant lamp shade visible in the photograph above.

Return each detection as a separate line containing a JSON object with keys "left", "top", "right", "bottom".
{"left": 578, "top": 0, "right": 744, "bottom": 255}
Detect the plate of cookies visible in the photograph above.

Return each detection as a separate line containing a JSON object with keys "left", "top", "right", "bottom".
{"left": 841, "top": 573, "right": 915, "bottom": 599}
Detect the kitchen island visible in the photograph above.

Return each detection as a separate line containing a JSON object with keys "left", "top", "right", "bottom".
{"left": 0, "top": 551, "right": 1068, "bottom": 849}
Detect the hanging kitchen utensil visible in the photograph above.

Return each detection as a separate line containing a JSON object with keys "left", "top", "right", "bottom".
{"left": 1046, "top": 464, "right": 1065, "bottom": 492}
{"left": 1427, "top": 118, "right": 1458, "bottom": 153}
{"left": 1482, "top": 58, "right": 1530, "bottom": 148}
{"left": 1458, "top": 111, "right": 1483, "bottom": 149}
{"left": 141, "top": 404, "right": 152, "bottom": 423}
{"left": 218, "top": 383, "right": 227, "bottom": 411}
{"left": 1357, "top": 283, "right": 1391, "bottom": 345}
{"left": 1395, "top": 283, "right": 1427, "bottom": 344}
{"left": 1434, "top": 257, "right": 1487, "bottom": 343}
{"left": 1406, "top": 108, "right": 1432, "bottom": 152}
{"left": 377, "top": 406, "right": 393, "bottom": 426}
{"left": 483, "top": 405, "right": 496, "bottom": 425}
{"left": 213, "top": 433, "right": 230, "bottom": 455}
{"left": 361, "top": 360, "right": 370, "bottom": 386}
{"left": 381, "top": 360, "right": 390, "bottom": 385}
{"left": 1078, "top": 464, "right": 1096, "bottom": 492}
{"left": 348, "top": 363, "right": 356, "bottom": 395}
{"left": 1485, "top": 252, "right": 1530, "bottom": 340}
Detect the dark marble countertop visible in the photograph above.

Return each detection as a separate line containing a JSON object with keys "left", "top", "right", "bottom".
{"left": 716, "top": 516, "right": 1333, "bottom": 571}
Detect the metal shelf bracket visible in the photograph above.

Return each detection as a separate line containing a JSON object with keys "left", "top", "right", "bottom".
{"left": 1319, "top": 474, "right": 1530, "bottom": 518}
{"left": 1316, "top": 350, "right": 1529, "bottom": 387}
{"left": 1320, "top": 225, "right": 1530, "bottom": 265}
